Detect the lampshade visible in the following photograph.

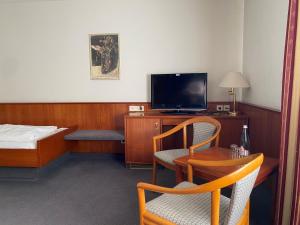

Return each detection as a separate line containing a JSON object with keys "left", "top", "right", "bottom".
{"left": 219, "top": 72, "right": 250, "bottom": 88}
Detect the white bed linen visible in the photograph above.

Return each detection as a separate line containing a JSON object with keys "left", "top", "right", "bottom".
{"left": 0, "top": 125, "right": 66, "bottom": 149}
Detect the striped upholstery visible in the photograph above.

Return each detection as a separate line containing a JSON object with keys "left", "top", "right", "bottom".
{"left": 154, "top": 149, "right": 188, "bottom": 165}
{"left": 193, "top": 122, "right": 217, "bottom": 151}
{"left": 224, "top": 168, "right": 260, "bottom": 225}
{"left": 154, "top": 122, "right": 217, "bottom": 165}
{"left": 146, "top": 182, "right": 230, "bottom": 225}
{"left": 146, "top": 168, "right": 261, "bottom": 225}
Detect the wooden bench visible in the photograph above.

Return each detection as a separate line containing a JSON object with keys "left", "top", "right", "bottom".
{"left": 64, "top": 130, "right": 125, "bottom": 142}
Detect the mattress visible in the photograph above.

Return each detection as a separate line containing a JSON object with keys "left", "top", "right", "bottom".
{"left": 0, "top": 124, "right": 66, "bottom": 149}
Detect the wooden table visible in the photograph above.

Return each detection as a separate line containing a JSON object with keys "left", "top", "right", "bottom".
{"left": 174, "top": 147, "right": 279, "bottom": 187}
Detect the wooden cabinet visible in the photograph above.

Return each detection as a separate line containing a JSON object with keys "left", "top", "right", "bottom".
{"left": 124, "top": 112, "right": 248, "bottom": 166}
{"left": 125, "top": 117, "right": 161, "bottom": 164}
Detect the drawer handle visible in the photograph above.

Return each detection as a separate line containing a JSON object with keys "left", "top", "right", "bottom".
{"left": 154, "top": 122, "right": 159, "bottom": 129}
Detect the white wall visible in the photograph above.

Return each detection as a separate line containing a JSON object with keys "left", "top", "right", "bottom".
{"left": 0, "top": 0, "right": 244, "bottom": 102}
{"left": 242, "top": 0, "right": 288, "bottom": 110}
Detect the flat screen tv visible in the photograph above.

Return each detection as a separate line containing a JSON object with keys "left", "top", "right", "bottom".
{"left": 151, "top": 73, "right": 207, "bottom": 113}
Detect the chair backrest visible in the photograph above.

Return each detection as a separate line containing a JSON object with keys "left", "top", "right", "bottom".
{"left": 152, "top": 116, "right": 221, "bottom": 152}
{"left": 192, "top": 122, "right": 217, "bottom": 151}
{"left": 187, "top": 153, "right": 263, "bottom": 225}
{"left": 185, "top": 116, "right": 221, "bottom": 151}
{"left": 224, "top": 167, "right": 260, "bottom": 225}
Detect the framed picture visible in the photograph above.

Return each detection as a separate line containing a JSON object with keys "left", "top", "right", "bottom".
{"left": 89, "top": 34, "right": 119, "bottom": 80}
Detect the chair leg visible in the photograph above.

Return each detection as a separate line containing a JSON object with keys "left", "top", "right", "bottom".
{"left": 246, "top": 201, "right": 250, "bottom": 225}
{"left": 237, "top": 201, "right": 250, "bottom": 225}
{"left": 152, "top": 160, "right": 157, "bottom": 184}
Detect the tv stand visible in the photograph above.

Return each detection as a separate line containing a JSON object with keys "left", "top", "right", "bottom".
{"left": 124, "top": 112, "right": 248, "bottom": 166}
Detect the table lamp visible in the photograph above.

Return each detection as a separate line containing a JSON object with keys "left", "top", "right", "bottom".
{"left": 219, "top": 72, "right": 250, "bottom": 116}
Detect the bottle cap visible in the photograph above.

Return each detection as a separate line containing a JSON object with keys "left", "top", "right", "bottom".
{"left": 243, "top": 125, "right": 248, "bottom": 128}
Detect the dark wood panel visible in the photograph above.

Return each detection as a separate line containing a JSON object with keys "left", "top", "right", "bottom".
{"left": 0, "top": 102, "right": 150, "bottom": 128}
{"left": 0, "top": 102, "right": 228, "bottom": 153}
{"left": 0, "top": 101, "right": 277, "bottom": 156}
{"left": 38, "top": 127, "right": 77, "bottom": 166}
{"left": 0, "top": 103, "right": 149, "bottom": 153}
{"left": 0, "top": 127, "right": 75, "bottom": 167}
{"left": 239, "top": 103, "right": 281, "bottom": 158}
{"left": 0, "top": 150, "right": 39, "bottom": 167}
{"left": 217, "top": 117, "right": 248, "bottom": 148}
{"left": 125, "top": 117, "right": 161, "bottom": 164}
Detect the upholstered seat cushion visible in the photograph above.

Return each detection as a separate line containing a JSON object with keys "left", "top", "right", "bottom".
{"left": 154, "top": 149, "right": 189, "bottom": 165}
{"left": 146, "top": 181, "right": 230, "bottom": 225}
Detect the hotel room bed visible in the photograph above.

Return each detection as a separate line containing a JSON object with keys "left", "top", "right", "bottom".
{"left": 0, "top": 124, "right": 76, "bottom": 167}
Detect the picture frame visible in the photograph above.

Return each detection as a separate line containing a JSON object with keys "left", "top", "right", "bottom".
{"left": 89, "top": 33, "right": 120, "bottom": 80}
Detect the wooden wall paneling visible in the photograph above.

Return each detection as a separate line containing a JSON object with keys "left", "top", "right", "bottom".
{"left": 239, "top": 103, "right": 281, "bottom": 158}
{"left": 0, "top": 102, "right": 279, "bottom": 156}
{"left": 0, "top": 103, "right": 141, "bottom": 153}
{"left": 217, "top": 117, "right": 248, "bottom": 148}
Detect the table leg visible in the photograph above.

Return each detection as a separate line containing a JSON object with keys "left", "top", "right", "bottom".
{"left": 175, "top": 165, "right": 184, "bottom": 184}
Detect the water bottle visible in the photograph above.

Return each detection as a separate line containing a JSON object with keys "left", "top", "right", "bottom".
{"left": 240, "top": 125, "right": 250, "bottom": 156}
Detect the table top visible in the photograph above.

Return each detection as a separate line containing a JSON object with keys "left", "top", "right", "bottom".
{"left": 173, "top": 147, "right": 279, "bottom": 187}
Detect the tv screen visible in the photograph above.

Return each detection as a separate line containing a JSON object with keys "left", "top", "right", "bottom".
{"left": 151, "top": 73, "right": 207, "bottom": 112}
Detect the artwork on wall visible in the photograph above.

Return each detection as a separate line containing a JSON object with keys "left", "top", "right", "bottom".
{"left": 89, "top": 34, "right": 119, "bottom": 80}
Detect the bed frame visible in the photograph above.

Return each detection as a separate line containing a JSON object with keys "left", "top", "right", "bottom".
{"left": 0, "top": 126, "right": 76, "bottom": 168}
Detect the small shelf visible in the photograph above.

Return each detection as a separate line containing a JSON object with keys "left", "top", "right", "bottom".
{"left": 64, "top": 130, "right": 124, "bottom": 141}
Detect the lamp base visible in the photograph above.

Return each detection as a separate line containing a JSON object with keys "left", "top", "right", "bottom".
{"left": 229, "top": 111, "right": 238, "bottom": 116}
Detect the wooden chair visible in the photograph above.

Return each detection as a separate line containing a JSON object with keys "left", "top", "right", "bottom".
{"left": 152, "top": 116, "right": 221, "bottom": 184}
{"left": 138, "top": 153, "right": 264, "bottom": 225}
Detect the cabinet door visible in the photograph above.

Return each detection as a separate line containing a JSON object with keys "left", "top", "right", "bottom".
{"left": 125, "top": 118, "right": 161, "bottom": 164}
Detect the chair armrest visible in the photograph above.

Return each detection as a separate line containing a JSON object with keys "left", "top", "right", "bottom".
{"left": 153, "top": 125, "right": 183, "bottom": 141}
{"left": 138, "top": 152, "right": 262, "bottom": 194}
{"left": 137, "top": 181, "right": 213, "bottom": 195}
{"left": 186, "top": 153, "right": 264, "bottom": 182}
{"left": 152, "top": 124, "right": 185, "bottom": 153}
{"left": 189, "top": 135, "right": 217, "bottom": 153}
{"left": 136, "top": 181, "right": 217, "bottom": 224}
{"left": 188, "top": 153, "right": 263, "bottom": 168}
{"left": 189, "top": 125, "right": 221, "bottom": 153}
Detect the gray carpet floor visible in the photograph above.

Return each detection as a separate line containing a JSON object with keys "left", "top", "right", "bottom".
{"left": 0, "top": 153, "right": 272, "bottom": 225}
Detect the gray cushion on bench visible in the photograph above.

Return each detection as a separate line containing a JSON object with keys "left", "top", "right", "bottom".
{"left": 64, "top": 130, "right": 124, "bottom": 141}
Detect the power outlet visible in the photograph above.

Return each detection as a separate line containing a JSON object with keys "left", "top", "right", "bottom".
{"left": 223, "top": 105, "right": 230, "bottom": 111}
{"left": 129, "top": 105, "right": 145, "bottom": 112}
{"left": 216, "top": 105, "right": 224, "bottom": 111}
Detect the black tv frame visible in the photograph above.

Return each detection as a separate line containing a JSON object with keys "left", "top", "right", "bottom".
{"left": 151, "top": 73, "right": 208, "bottom": 114}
